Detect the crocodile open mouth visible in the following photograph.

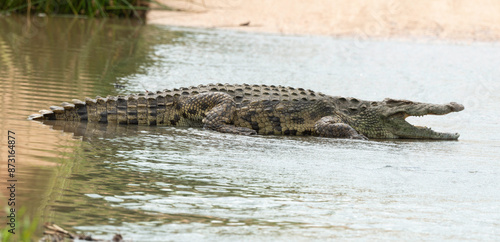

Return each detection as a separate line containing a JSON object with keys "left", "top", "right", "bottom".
{"left": 390, "top": 111, "right": 461, "bottom": 140}
{"left": 377, "top": 100, "right": 465, "bottom": 140}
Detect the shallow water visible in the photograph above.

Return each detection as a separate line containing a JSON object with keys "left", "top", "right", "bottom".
{"left": 0, "top": 15, "right": 499, "bottom": 241}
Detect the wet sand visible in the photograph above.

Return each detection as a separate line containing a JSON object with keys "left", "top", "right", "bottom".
{"left": 148, "top": 0, "right": 500, "bottom": 41}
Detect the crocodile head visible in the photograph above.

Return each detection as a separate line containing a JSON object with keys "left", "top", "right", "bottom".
{"left": 352, "top": 99, "right": 465, "bottom": 140}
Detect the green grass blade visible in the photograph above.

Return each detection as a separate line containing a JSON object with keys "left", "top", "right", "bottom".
{"left": 65, "top": 0, "right": 79, "bottom": 15}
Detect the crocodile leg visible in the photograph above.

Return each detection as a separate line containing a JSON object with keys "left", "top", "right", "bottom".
{"left": 314, "top": 116, "right": 367, "bottom": 140}
{"left": 184, "top": 92, "right": 257, "bottom": 135}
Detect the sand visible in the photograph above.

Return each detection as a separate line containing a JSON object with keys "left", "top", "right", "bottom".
{"left": 148, "top": 0, "right": 500, "bottom": 41}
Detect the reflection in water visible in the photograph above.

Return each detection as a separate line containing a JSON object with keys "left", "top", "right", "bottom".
{"left": 30, "top": 119, "right": 500, "bottom": 240}
{"left": 1, "top": 15, "right": 500, "bottom": 241}
{"left": 0, "top": 15, "right": 181, "bottom": 239}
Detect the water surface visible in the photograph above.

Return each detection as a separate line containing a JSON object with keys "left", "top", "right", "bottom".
{"left": 0, "top": 15, "right": 499, "bottom": 241}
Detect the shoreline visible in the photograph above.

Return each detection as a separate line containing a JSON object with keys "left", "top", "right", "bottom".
{"left": 148, "top": 0, "right": 500, "bottom": 41}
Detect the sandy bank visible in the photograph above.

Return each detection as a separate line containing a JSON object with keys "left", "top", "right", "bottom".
{"left": 148, "top": 0, "right": 500, "bottom": 41}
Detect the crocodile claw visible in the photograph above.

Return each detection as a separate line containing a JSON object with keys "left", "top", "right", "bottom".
{"left": 352, "top": 134, "right": 368, "bottom": 140}
{"left": 236, "top": 127, "right": 257, "bottom": 135}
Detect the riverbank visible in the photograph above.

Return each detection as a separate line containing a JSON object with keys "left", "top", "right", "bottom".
{"left": 148, "top": 0, "right": 500, "bottom": 41}
{"left": 0, "top": 0, "right": 150, "bottom": 18}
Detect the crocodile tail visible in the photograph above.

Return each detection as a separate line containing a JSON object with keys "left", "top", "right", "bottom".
{"left": 28, "top": 96, "right": 117, "bottom": 123}
{"left": 28, "top": 90, "right": 180, "bottom": 125}
{"left": 119, "top": 93, "right": 162, "bottom": 125}
{"left": 28, "top": 99, "right": 89, "bottom": 121}
{"left": 28, "top": 93, "right": 166, "bottom": 125}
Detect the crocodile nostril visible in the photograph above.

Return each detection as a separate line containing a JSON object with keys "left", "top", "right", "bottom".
{"left": 448, "top": 102, "right": 465, "bottom": 112}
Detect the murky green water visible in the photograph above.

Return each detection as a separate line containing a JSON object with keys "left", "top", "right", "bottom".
{"left": 1, "top": 15, "right": 499, "bottom": 241}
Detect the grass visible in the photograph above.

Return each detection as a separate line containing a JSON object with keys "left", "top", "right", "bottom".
{"left": 0, "top": 0, "right": 170, "bottom": 19}
{"left": 1, "top": 206, "right": 39, "bottom": 242}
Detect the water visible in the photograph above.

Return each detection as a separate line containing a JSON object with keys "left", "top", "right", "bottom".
{"left": 1, "top": 15, "right": 499, "bottom": 241}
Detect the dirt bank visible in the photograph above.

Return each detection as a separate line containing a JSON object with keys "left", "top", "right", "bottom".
{"left": 148, "top": 0, "right": 500, "bottom": 41}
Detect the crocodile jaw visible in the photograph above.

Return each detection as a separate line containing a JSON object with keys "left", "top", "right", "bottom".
{"left": 387, "top": 113, "right": 461, "bottom": 140}
{"left": 374, "top": 99, "right": 464, "bottom": 140}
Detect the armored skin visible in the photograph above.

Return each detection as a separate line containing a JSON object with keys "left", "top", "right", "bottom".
{"left": 29, "top": 83, "right": 464, "bottom": 140}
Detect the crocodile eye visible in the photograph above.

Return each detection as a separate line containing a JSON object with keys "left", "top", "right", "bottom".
{"left": 350, "top": 98, "right": 360, "bottom": 104}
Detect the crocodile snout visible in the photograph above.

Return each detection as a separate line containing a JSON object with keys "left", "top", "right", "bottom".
{"left": 448, "top": 102, "right": 464, "bottom": 112}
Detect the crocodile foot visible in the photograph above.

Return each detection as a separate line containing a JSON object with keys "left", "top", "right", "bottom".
{"left": 351, "top": 133, "right": 368, "bottom": 140}
{"left": 315, "top": 116, "right": 368, "bottom": 140}
{"left": 232, "top": 127, "right": 257, "bottom": 135}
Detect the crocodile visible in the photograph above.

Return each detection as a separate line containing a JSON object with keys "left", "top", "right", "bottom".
{"left": 28, "top": 83, "right": 464, "bottom": 140}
